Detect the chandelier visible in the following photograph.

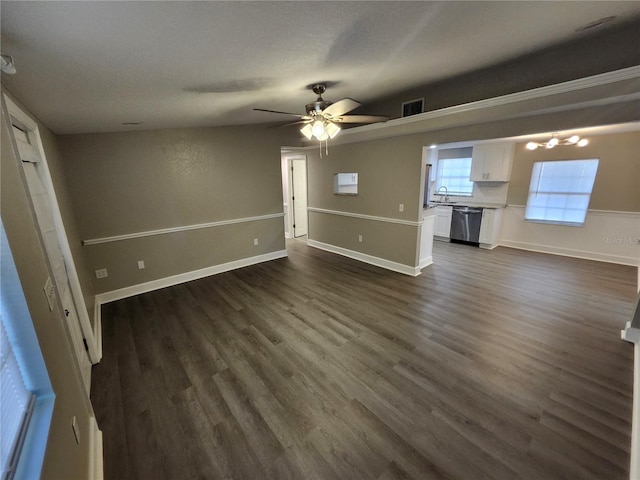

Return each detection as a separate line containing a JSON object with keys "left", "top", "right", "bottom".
{"left": 526, "top": 134, "right": 588, "bottom": 150}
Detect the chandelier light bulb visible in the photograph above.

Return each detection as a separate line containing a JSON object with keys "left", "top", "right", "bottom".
{"left": 325, "top": 122, "right": 341, "bottom": 139}
{"left": 300, "top": 124, "right": 313, "bottom": 140}
{"left": 526, "top": 133, "right": 589, "bottom": 151}
{"left": 311, "top": 121, "right": 325, "bottom": 138}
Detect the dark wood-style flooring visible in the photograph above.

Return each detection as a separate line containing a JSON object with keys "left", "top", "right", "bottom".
{"left": 91, "top": 240, "right": 637, "bottom": 479}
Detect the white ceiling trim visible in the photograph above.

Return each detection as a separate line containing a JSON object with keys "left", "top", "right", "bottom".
{"left": 322, "top": 66, "right": 640, "bottom": 145}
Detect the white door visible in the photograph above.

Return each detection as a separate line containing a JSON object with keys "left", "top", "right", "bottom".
{"left": 291, "top": 158, "right": 308, "bottom": 238}
{"left": 10, "top": 122, "right": 93, "bottom": 393}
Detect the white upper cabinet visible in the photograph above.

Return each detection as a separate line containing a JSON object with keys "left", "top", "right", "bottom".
{"left": 470, "top": 143, "right": 514, "bottom": 182}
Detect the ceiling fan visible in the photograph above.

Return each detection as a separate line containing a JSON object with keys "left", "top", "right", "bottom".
{"left": 254, "top": 83, "right": 389, "bottom": 142}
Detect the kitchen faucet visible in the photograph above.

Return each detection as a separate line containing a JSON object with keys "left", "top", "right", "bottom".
{"left": 436, "top": 185, "right": 449, "bottom": 202}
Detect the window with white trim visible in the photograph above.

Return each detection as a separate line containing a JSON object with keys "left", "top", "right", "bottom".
{"left": 435, "top": 147, "right": 474, "bottom": 197}
{"left": 525, "top": 159, "right": 599, "bottom": 226}
{"left": 0, "top": 220, "right": 54, "bottom": 480}
{"left": 1, "top": 319, "right": 35, "bottom": 480}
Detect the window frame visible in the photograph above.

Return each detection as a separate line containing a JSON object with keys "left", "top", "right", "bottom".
{"left": 0, "top": 220, "right": 55, "bottom": 480}
{"left": 524, "top": 158, "right": 599, "bottom": 227}
{"left": 435, "top": 147, "right": 474, "bottom": 198}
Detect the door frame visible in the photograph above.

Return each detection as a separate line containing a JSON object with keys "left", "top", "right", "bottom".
{"left": 3, "top": 94, "right": 101, "bottom": 364}
{"left": 287, "top": 154, "right": 308, "bottom": 238}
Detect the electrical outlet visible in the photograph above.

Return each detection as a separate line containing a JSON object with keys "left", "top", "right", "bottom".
{"left": 137, "top": 260, "right": 145, "bottom": 270}
{"left": 253, "top": 238, "right": 259, "bottom": 246}
{"left": 358, "top": 235, "right": 363, "bottom": 243}
{"left": 399, "top": 203, "right": 404, "bottom": 212}
{"left": 71, "top": 416, "right": 80, "bottom": 444}
{"left": 95, "top": 268, "right": 108, "bottom": 279}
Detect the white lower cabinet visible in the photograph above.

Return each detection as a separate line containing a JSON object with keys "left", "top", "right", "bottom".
{"left": 434, "top": 206, "right": 453, "bottom": 240}
{"left": 479, "top": 208, "right": 503, "bottom": 249}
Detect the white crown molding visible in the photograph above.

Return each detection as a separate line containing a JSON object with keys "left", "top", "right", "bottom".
{"left": 309, "top": 66, "right": 640, "bottom": 146}
{"left": 83, "top": 212, "right": 285, "bottom": 245}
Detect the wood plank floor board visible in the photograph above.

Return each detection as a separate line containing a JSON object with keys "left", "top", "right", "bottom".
{"left": 212, "top": 368, "right": 286, "bottom": 468}
{"left": 92, "top": 240, "right": 636, "bottom": 479}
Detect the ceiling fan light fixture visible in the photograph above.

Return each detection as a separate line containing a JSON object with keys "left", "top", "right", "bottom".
{"left": 325, "top": 121, "right": 341, "bottom": 139}
{"left": 577, "top": 138, "right": 589, "bottom": 147}
{"left": 300, "top": 124, "right": 313, "bottom": 140}
{"left": 311, "top": 120, "right": 325, "bottom": 138}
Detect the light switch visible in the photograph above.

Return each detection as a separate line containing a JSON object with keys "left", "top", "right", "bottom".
{"left": 399, "top": 203, "right": 404, "bottom": 212}
{"left": 137, "top": 260, "right": 145, "bottom": 269}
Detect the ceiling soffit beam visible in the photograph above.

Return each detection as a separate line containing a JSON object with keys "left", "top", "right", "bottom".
{"left": 316, "top": 66, "right": 640, "bottom": 146}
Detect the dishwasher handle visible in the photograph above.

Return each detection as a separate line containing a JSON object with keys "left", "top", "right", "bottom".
{"left": 453, "top": 206, "right": 483, "bottom": 214}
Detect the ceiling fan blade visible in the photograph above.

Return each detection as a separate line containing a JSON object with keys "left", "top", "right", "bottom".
{"left": 336, "top": 114, "right": 389, "bottom": 124}
{"left": 267, "top": 119, "right": 311, "bottom": 128}
{"left": 323, "top": 98, "right": 361, "bottom": 117}
{"left": 254, "top": 108, "right": 304, "bottom": 118}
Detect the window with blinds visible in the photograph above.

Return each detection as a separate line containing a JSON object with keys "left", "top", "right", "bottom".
{"left": 1, "top": 319, "right": 35, "bottom": 480}
{"left": 435, "top": 147, "right": 474, "bottom": 197}
{"left": 0, "top": 218, "right": 54, "bottom": 480}
{"left": 525, "top": 159, "right": 599, "bottom": 226}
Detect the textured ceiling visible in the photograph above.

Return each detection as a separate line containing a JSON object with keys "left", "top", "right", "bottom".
{"left": 1, "top": 1, "right": 639, "bottom": 134}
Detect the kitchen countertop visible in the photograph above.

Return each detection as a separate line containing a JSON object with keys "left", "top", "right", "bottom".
{"left": 425, "top": 202, "right": 506, "bottom": 209}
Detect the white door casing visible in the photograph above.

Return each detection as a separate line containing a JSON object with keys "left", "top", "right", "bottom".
{"left": 291, "top": 157, "right": 308, "bottom": 238}
{"left": 4, "top": 95, "right": 97, "bottom": 393}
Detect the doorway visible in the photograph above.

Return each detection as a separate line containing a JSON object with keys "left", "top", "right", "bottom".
{"left": 290, "top": 156, "right": 308, "bottom": 239}
{"left": 4, "top": 95, "right": 97, "bottom": 394}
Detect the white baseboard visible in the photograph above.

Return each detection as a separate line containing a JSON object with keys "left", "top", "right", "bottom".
{"left": 307, "top": 239, "right": 420, "bottom": 276}
{"left": 633, "top": 342, "right": 640, "bottom": 480}
{"left": 94, "top": 250, "right": 288, "bottom": 314}
{"left": 88, "top": 416, "right": 103, "bottom": 480}
{"left": 622, "top": 324, "right": 640, "bottom": 480}
{"left": 499, "top": 239, "right": 638, "bottom": 266}
{"left": 419, "top": 256, "right": 433, "bottom": 269}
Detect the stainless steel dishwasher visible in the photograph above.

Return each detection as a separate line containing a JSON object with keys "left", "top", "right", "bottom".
{"left": 450, "top": 206, "right": 483, "bottom": 245}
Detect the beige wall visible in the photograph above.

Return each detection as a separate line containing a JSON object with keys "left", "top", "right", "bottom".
{"left": 308, "top": 136, "right": 425, "bottom": 220}
{"left": 508, "top": 130, "right": 640, "bottom": 212}
{"left": 1, "top": 92, "right": 93, "bottom": 479}
{"left": 299, "top": 134, "right": 426, "bottom": 269}
{"left": 58, "top": 125, "right": 289, "bottom": 293}
{"left": 298, "top": 113, "right": 639, "bottom": 273}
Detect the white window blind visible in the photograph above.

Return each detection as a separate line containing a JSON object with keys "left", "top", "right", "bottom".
{"left": 0, "top": 318, "right": 35, "bottom": 480}
{"left": 525, "top": 159, "right": 599, "bottom": 226}
{"left": 436, "top": 147, "right": 474, "bottom": 197}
